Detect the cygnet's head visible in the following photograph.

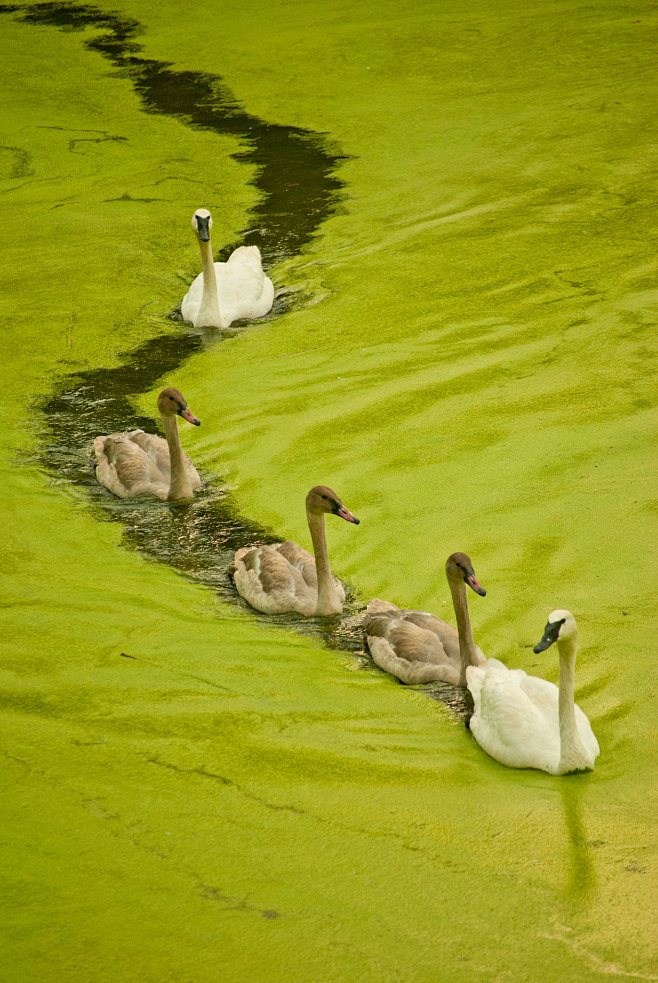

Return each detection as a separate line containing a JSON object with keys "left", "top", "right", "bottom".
{"left": 157, "top": 387, "right": 201, "bottom": 426}
{"left": 192, "top": 208, "right": 212, "bottom": 242}
{"left": 306, "top": 485, "right": 360, "bottom": 524}
{"left": 533, "top": 609, "right": 577, "bottom": 653}
{"left": 445, "top": 552, "right": 486, "bottom": 596}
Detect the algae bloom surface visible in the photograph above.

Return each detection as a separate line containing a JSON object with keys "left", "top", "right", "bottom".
{"left": 0, "top": 2, "right": 656, "bottom": 982}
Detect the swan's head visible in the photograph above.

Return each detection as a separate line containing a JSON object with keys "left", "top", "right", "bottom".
{"left": 533, "top": 609, "right": 577, "bottom": 652}
{"left": 192, "top": 208, "right": 212, "bottom": 242}
{"left": 446, "top": 552, "right": 486, "bottom": 596}
{"left": 306, "top": 485, "right": 360, "bottom": 524}
{"left": 157, "top": 387, "right": 201, "bottom": 426}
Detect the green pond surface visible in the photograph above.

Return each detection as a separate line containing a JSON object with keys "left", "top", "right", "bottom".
{"left": 1, "top": 1, "right": 656, "bottom": 980}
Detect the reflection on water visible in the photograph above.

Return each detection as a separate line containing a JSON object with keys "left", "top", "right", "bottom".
{"left": 560, "top": 778, "right": 595, "bottom": 905}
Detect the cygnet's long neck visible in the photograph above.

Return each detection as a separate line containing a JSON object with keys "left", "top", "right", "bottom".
{"left": 308, "top": 511, "right": 342, "bottom": 616}
{"left": 556, "top": 635, "right": 588, "bottom": 773}
{"left": 448, "top": 576, "right": 480, "bottom": 687}
{"left": 162, "top": 413, "right": 193, "bottom": 500}
{"left": 196, "top": 235, "right": 222, "bottom": 328}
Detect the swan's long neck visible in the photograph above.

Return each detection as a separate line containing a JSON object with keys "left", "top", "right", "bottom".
{"left": 162, "top": 413, "right": 193, "bottom": 500}
{"left": 448, "top": 577, "right": 480, "bottom": 687}
{"left": 557, "top": 636, "right": 588, "bottom": 773}
{"left": 196, "top": 236, "right": 222, "bottom": 328}
{"left": 308, "top": 511, "right": 342, "bottom": 616}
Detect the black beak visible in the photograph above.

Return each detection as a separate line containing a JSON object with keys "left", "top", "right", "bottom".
{"left": 196, "top": 215, "right": 211, "bottom": 242}
{"left": 533, "top": 618, "right": 564, "bottom": 653}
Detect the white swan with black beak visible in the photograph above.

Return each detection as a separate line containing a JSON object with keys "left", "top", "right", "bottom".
{"left": 181, "top": 208, "right": 274, "bottom": 329}
{"left": 467, "top": 610, "right": 600, "bottom": 774}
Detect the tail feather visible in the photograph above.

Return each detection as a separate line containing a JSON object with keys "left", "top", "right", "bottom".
{"left": 226, "top": 245, "right": 263, "bottom": 272}
{"left": 366, "top": 598, "right": 399, "bottom": 617}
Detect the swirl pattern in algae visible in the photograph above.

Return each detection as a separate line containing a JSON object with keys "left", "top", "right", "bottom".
{"left": 0, "top": 2, "right": 656, "bottom": 982}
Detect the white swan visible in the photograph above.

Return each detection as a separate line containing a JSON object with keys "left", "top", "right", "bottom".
{"left": 181, "top": 208, "right": 274, "bottom": 329}
{"left": 467, "top": 610, "right": 600, "bottom": 775}
{"left": 365, "top": 553, "right": 487, "bottom": 687}
{"left": 233, "top": 486, "right": 359, "bottom": 616}
{"left": 93, "top": 387, "right": 201, "bottom": 501}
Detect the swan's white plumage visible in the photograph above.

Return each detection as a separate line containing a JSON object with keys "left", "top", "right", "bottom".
{"left": 181, "top": 209, "right": 274, "bottom": 329}
{"left": 467, "top": 612, "right": 599, "bottom": 775}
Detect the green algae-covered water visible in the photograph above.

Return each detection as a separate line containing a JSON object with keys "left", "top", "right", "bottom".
{"left": 1, "top": 2, "right": 656, "bottom": 981}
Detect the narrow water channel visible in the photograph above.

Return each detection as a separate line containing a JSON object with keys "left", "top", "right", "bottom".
{"left": 3, "top": 2, "right": 372, "bottom": 659}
